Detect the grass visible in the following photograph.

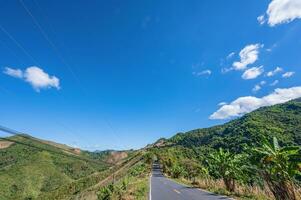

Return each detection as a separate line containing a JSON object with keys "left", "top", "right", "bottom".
{"left": 170, "top": 176, "right": 274, "bottom": 200}
{"left": 96, "top": 159, "right": 150, "bottom": 200}
{"left": 0, "top": 136, "right": 109, "bottom": 200}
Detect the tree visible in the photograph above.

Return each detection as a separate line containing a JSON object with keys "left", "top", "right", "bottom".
{"left": 171, "top": 164, "right": 185, "bottom": 178}
{"left": 97, "top": 186, "right": 112, "bottom": 200}
{"left": 182, "top": 159, "right": 207, "bottom": 183}
{"left": 208, "top": 148, "right": 245, "bottom": 192}
{"left": 252, "top": 137, "right": 301, "bottom": 200}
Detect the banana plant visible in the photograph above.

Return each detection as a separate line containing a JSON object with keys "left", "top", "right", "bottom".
{"left": 208, "top": 148, "right": 246, "bottom": 192}
{"left": 252, "top": 137, "right": 301, "bottom": 200}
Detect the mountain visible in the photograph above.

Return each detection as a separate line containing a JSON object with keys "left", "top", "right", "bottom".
{"left": 166, "top": 98, "right": 301, "bottom": 152}
{"left": 1, "top": 98, "right": 301, "bottom": 200}
{"left": 0, "top": 134, "right": 138, "bottom": 200}
{"left": 148, "top": 98, "right": 301, "bottom": 200}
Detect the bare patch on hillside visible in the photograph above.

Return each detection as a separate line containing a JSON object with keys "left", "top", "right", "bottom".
{"left": 107, "top": 151, "right": 128, "bottom": 164}
{"left": 0, "top": 141, "right": 14, "bottom": 149}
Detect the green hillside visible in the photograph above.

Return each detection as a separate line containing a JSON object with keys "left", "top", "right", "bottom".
{"left": 1, "top": 99, "right": 301, "bottom": 200}
{"left": 149, "top": 99, "right": 301, "bottom": 199}
{"left": 168, "top": 98, "right": 301, "bottom": 152}
{"left": 0, "top": 134, "right": 114, "bottom": 200}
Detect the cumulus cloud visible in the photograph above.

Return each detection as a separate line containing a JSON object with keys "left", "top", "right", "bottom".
{"left": 3, "top": 67, "right": 23, "bottom": 78}
{"left": 3, "top": 66, "right": 60, "bottom": 91}
{"left": 252, "top": 81, "right": 266, "bottom": 93}
{"left": 259, "top": 0, "right": 301, "bottom": 26}
{"left": 242, "top": 66, "right": 264, "bottom": 80}
{"left": 226, "top": 52, "right": 235, "bottom": 59}
{"left": 193, "top": 69, "right": 212, "bottom": 76}
{"left": 232, "top": 44, "right": 262, "bottom": 70}
{"left": 210, "top": 86, "right": 301, "bottom": 119}
{"left": 260, "top": 80, "right": 266, "bottom": 85}
{"left": 282, "top": 71, "right": 295, "bottom": 78}
{"left": 252, "top": 85, "right": 262, "bottom": 93}
{"left": 218, "top": 102, "right": 227, "bottom": 106}
{"left": 270, "top": 80, "right": 279, "bottom": 86}
{"left": 257, "top": 15, "right": 266, "bottom": 25}
{"left": 266, "top": 67, "right": 283, "bottom": 77}
{"left": 24, "top": 67, "right": 60, "bottom": 91}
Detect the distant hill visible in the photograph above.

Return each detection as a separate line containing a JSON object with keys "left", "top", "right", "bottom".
{"left": 2, "top": 98, "right": 301, "bottom": 199}
{"left": 0, "top": 134, "right": 131, "bottom": 200}
{"left": 166, "top": 98, "right": 301, "bottom": 152}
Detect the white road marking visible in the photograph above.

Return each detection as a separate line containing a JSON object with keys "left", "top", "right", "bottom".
{"left": 174, "top": 189, "right": 181, "bottom": 194}
{"left": 149, "top": 174, "right": 152, "bottom": 200}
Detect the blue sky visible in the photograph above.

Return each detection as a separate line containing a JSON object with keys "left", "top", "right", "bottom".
{"left": 0, "top": 0, "right": 301, "bottom": 150}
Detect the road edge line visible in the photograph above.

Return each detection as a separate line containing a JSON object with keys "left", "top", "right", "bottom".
{"left": 149, "top": 173, "right": 152, "bottom": 200}
{"left": 166, "top": 177, "right": 235, "bottom": 200}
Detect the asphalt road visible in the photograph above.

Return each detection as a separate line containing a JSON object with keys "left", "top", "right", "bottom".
{"left": 150, "top": 163, "right": 232, "bottom": 200}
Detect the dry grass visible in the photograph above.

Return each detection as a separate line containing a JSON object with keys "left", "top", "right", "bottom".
{"left": 120, "top": 175, "right": 149, "bottom": 200}
{"left": 174, "top": 177, "right": 275, "bottom": 200}
{"left": 295, "top": 184, "right": 301, "bottom": 200}
{"left": 0, "top": 140, "right": 14, "bottom": 149}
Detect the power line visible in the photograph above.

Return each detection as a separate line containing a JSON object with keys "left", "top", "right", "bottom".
{"left": 0, "top": 125, "right": 112, "bottom": 166}
{"left": 19, "top": 0, "right": 87, "bottom": 95}
{"left": 0, "top": 24, "right": 40, "bottom": 65}
{"left": 2, "top": 1, "right": 124, "bottom": 150}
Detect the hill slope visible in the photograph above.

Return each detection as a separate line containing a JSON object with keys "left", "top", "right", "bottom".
{"left": 148, "top": 98, "right": 301, "bottom": 199}
{"left": 0, "top": 134, "right": 124, "bottom": 200}
{"left": 167, "top": 98, "right": 301, "bottom": 152}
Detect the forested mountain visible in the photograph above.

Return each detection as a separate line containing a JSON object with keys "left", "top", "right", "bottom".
{"left": 0, "top": 134, "right": 145, "bottom": 200}
{"left": 150, "top": 98, "right": 301, "bottom": 199}
{"left": 1, "top": 99, "right": 301, "bottom": 200}
{"left": 168, "top": 98, "right": 301, "bottom": 152}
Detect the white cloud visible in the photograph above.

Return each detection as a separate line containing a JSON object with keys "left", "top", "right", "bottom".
{"left": 3, "top": 66, "right": 60, "bottom": 91}
{"left": 210, "top": 86, "right": 301, "bottom": 119}
{"left": 260, "top": 0, "right": 301, "bottom": 26}
{"left": 266, "top": 67, "right": 283, "bottom": 77}
{"left": 3, "top": 67, "right": 23, "bottom": 78}
{"left": 282, "top": 71, "right": 295, "bottom": 78}
{"left": 221, "top": 67, "right": 232, "bottom": 74}
{"left": 252, "top": 84, "right": 261, "bottom": 93}
{"left": 193, "top": 69, "right": 212, "bottom": 76}
{"left": 242, "top": 66, "right": 264, "bottom": 80}
{"left": 218, "top": 102, "right": 227, "bottom": 106}
{"left": 226, "top": 52, "right": 235, "bottom": 59}
{"left": 232, "top": 44, "right": 262, "bottom": 70}
{"left": 257, "top": 15, "right": 266, "bottom": 25}
{"left": 252, "top": 81, "right": 266, "bottom": 93}
{"left": 24, "top": 67, "right": 60, "bottom": 91}
{"left": 270, "top": 80, "right": 279, "bottom": 86}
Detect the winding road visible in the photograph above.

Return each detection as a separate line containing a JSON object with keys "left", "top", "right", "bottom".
{"left": 150, "top": 163, "right": 232, "bottom": 200}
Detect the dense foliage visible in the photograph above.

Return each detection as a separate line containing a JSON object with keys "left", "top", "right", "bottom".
{"left": 0, "top": 135, "right": 110, "bottom": 200}
{"left": 152, "top": 99, "right": 301, "bottom": 199}
{"left": 169, "top": 99, "right": 301, "bottom": 152}
{"left": 97, "top": 161, "right": 150, "bottom": 200}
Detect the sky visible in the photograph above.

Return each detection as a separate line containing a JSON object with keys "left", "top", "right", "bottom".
{"left": 1, "top": 0, "right": 301, "bottom": 150}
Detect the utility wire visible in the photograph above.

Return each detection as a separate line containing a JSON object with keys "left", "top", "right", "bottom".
{"left": 0, "top": 125, "right": 112, "bottom": 166}
{"left": 20, "top": 0, "right": 125, "bottom": 149}
{"left": 19, "top": 0, "right": 87, "bottom": 95}
{"left": 0, "top": 24, "right": 40, "bottom": 65}
{"left": 2, "top": 1, "right": 124, "bottom": 151}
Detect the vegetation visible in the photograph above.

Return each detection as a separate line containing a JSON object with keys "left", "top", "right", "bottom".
{"left": 1, "top": 99, "right": 301, "bottom": 200}
{"left": 251, "top": 137, "right": 301, "bottom": 200}
{"left": 169, "top": 99, "right": 301, "bottom": 152}
{"left": 151, "top": 99, "right": 301, "bottom": 199}
{"left": 0, "top": 135, "right": 128, "bottom": 200}
{"left": 97, "top": 160, "right": 150, "bottom": 200}
{"left": 207, "top": 148, "right": 246, "bottom": 192}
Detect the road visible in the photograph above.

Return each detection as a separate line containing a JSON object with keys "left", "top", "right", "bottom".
{"left": 150, "top": 163, "right": 232, "bottom": 200}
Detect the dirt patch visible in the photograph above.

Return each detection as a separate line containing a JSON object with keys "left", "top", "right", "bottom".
{"left": 107, "top": 151, "right": 128, "bottom": 164}
{"left": 0, "top": 141, "right": 14, "bottom": 149}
